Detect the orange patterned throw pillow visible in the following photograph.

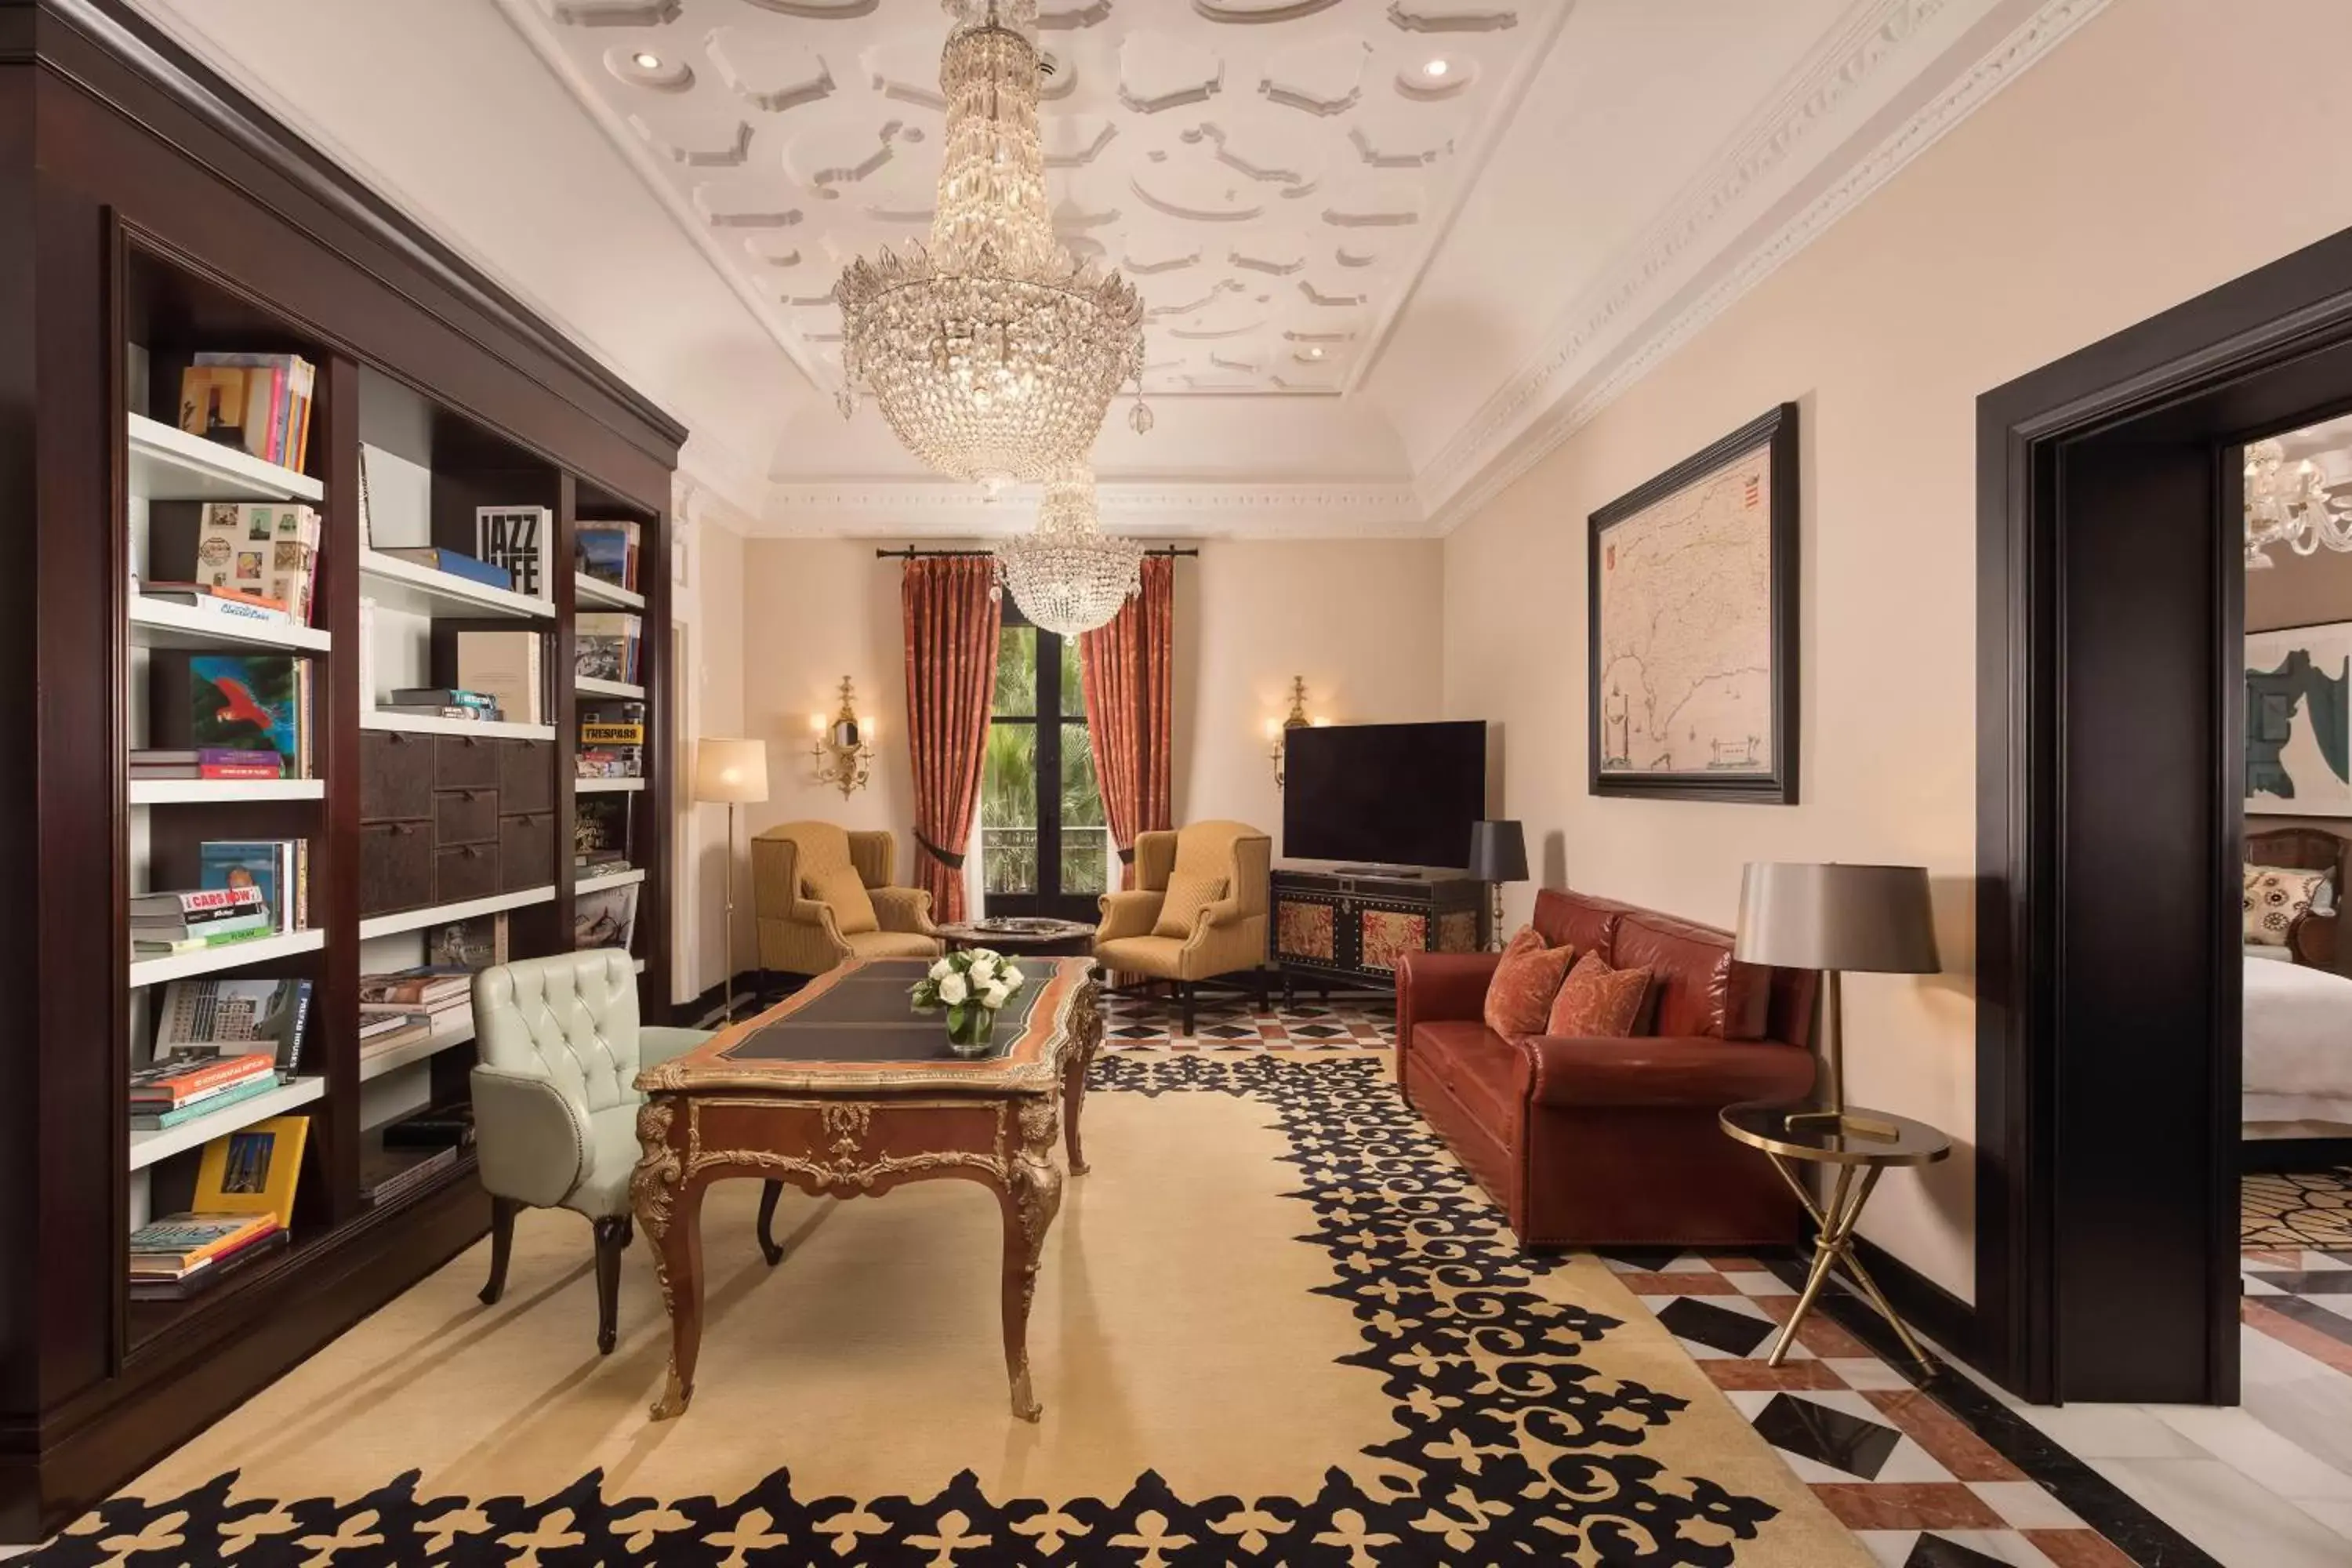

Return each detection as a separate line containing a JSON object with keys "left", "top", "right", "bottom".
{"left": 1483, "top": 926, "right": 1577, "bottom": 1036}
{"left": 1546, "top": 950, "right": 1655, "bottom": 1038}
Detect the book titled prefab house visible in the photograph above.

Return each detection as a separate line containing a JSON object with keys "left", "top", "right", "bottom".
{"left": 474, "top": 505, "right": 552, "bottom": 600}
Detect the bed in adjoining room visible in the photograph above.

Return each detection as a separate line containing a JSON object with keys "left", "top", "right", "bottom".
{"left": 2244, "top": 826, "right": 2352, "bottom": 1169}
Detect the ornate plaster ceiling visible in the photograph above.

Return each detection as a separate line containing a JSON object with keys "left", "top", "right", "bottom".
{"left": 508, "top": 0, "right": 1566, "bottom": 401}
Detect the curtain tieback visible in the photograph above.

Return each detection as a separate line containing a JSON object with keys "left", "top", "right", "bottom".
{"left": 1116, "top": 844, "right": 1135, "bottom": 866}
{"left": 915, "top": 832, "right": 967, "bottom": 870}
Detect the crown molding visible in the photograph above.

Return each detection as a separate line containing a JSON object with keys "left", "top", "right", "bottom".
{"left": 1421, "top": 0, "right": 2107, "bottom": 533}
{"left": 754, "top": 481, "right": 1430, "bottom": 540}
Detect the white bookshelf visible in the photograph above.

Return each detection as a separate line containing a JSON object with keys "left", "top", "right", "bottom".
{"left": 575, "top": 866, "right": 644, "bottom": 897}
{"left": 576, "top": 675, "right": 644, "bottom": 701}
{"left": 575, "top": 572, "right": 644, "bottom": 611}
{"left": 128, "top": 597, "right": 332, "bottom": 655}
{"left": 357, "top": 884, "right": 556, "bottom": 942}
{"left": 129, "top": 1074, "right": 328, "bottom": 1171}
{"left": 574, "top": 776, "right": 644, "bottom": 793}
{"left": 129, "top": 779, "right": 325, "bottom": 805}
{"left": 358, "top": 548, "right": 554, "bottom": 620}
{"left": 129, "top": 927, "right": 326, "bottom": 989}
{"left": 127, "top": 413, "right": 323, "bottom": 504}
{"left": 358, "top": 1013, "right": 477, "bottom": 1084}
{"left": 361, "top": 709, "right": 556, "bottom": 742}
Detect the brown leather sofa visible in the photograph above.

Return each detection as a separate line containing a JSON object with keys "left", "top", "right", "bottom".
{"left": 1396, "top": 887, "right": 1820, "bottom": 1249}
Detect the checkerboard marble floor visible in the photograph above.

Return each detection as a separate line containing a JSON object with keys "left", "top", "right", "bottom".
{"left": 1610, "top": 1243, "right": 2352, "bottom": 1567}
{"left": 1098, "top": 990, "right": 1394, "bottom": 1050}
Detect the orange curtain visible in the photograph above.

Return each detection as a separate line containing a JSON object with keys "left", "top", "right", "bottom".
{"left": 1080, "top": 554, "right": 1174, "bottom": 887}
{"left": 902, "top": 557, "right": 1002, "bottom": 923}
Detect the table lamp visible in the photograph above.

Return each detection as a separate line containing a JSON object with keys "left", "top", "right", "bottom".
{"left": 1733, "top": 862, "right": 1938, "bottom": 1140}
{"left": 1467, "top": 820, "right": 1528, "bottom": 951}
{"left": 694, "top": 738, "right": 770, "bottom": 1023}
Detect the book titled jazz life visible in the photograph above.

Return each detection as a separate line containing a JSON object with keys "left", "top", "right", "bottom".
{"left": 475, "top": 506, "right": 551, "bottom": 601}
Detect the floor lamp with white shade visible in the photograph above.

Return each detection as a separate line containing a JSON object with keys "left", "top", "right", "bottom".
{"left": 693, "top": 738, "right": 768, "bottom": 1024}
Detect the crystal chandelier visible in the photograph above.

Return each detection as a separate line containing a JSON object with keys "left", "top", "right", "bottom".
{"left": 993, "top": 463, "right": 1144, "bottom": 636}
{"left": 835, "top": 0, "right": 1149, "bottom": 490}
{"left": 2246, "top": 437, "right": 2352, "bottom": 569}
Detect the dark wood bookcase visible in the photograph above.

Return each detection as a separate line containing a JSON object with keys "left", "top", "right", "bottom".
{"left": 0, "top": 0, "right": 683, "bottom": 1538}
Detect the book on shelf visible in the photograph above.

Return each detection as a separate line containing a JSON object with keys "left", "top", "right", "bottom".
{"left": 130, "top": 746, "right": 286, "bottom": 780}
{"left": 423, "top": 911, "right": 508, "bottom": 971}
{"left": 376, "top": 702, "right": 503, "bottom": 723}
{"left": 128, "top": 1210, "right": 285, "bottom": 1285}
{"left": 176, "top": 353, "right": 317, "bottom": 474}
{"left": 383, "top": 1101, "right": 476, "bottom": 1150}
{"left": 191, "top": 503, "right": 322, "bottom": 626}
{"left": 575, "top": 612, "right": 642, "bottom": 684}
{"left": 575, "top": 795, "right": 633, "bottom": 863}
{"left": 151, "top": 652, "right": 312, "bottom": 778}
{"left": 128, "top": 1050, "right": 276, "bottom": 1108}
{"left": 128, "top": 1225, "right": 289, "bottom": 1301}
{"left": 574, "top": 520, "right": 641, "bottom": 593}
{"left": 474, "top": 505, "right": 551, "bottom": 601}
{"left": 131, "top": 885, "right": 272, "bottom": 950}
{"left": 358, "top": 1016, "right": 432, "bottom": 1059}
{"left": 133, "top": 924, "right": 273, "bottom": 957}
{"left": 359, "top": 967, "right": 474, "bottom": 1008}
{"left": 575, "top": 881, "right": 640, "bottom": 953}
{"left": 129, "top": 1071, "right": 282, "bottom": 1131}
{"left": 360, "top": 1143, "right": 460, "bottom": 1210}
{"left": 374, "top": 546, "right": 513, "bottom": 592}
{"left": 138, "top": 583, "right": 292, "bottom": 626}
{"left": 132, "top": 885, "right": 265, "bottom": 920}
{"left": 200, "top": 840, "right": 306, "bottom": 931}
{"left": 386, "top": 688, "right": 498, "bottom": 710}
{"left": 454, "top": 630, "right": 546, "bottom": 726}
{"left": 193, "top": 1115, "right": 310, "bottom": 1229}
{"left": 574, "top": 750, "right": 643, "bottom": 779}
{"left": 156, "top": 976, "right": 313, "bottom": 1073}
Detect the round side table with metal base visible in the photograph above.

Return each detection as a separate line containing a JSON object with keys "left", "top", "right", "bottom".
{"left": 1719, "top": 1102, "right": 1952, "bottom": 1371}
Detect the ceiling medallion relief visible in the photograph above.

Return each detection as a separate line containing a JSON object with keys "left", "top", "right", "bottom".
{"left": 522, "top": 0, "right": 1564, "bottom": 397}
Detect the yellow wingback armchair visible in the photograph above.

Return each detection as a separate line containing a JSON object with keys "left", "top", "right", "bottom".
{"left": 751, "top": 822, "right": 944, "bottom": 978}
{"left": 1094, "top": 820, "right": 1272, "bottom": 1035}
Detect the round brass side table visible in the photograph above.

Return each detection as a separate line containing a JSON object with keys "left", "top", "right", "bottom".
{"left": 1719, "top": 1102, "right": 1951, "bottom": 1370}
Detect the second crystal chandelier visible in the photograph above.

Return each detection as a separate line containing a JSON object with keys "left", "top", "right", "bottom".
{"left": 835, "top": 0, "right": 1150, "bottom": 490}
{"left": 992, "top": 464, "right": 1143, "bottom": 637}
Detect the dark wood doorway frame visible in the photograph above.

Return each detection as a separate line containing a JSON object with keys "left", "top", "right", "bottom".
{"left": 1978, "top": 225, "right": 2352, "bottom": 1405}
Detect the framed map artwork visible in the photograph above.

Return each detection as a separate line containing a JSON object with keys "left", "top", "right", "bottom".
{"left": 1588, "top": 404, "right": 1798, "bottom": 803}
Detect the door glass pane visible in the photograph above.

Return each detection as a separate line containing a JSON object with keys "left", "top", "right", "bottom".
{"left": 1060, "top": 633, "right": 1086, "bottom": 717}
{"left": 1059, "top": 720, "right": 1107, "bottom": 895}
{"left": 994, "top": 625, "right": 1036, "bottom": 717}
{"left": 982, "top": 721, "right": 1037, "bottom": 895}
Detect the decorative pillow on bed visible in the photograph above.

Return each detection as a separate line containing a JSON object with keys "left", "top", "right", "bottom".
{"left": 2245, "top": 864, "right": 2328, "bottom": 946}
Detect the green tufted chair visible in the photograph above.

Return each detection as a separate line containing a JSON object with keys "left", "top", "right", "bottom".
{"left": 470, "top": 949, "right": 713, "bottom": 1352}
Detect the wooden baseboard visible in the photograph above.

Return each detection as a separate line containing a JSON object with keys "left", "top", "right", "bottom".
{"left": 1784, "top": 1223, "right": 1981, "bottom": 1370}
{"left": 2241, "top": 1135, "right": 2352, "bottom": 1172}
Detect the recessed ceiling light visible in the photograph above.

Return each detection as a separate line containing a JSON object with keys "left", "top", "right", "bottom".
{"left": 632, "top": 50, "right": 662, "bottom": 70}
{"left": 1422, "top": 58, "right": 1450, "bottom": 78}
{"left": 1304, "top": 346, "right": 1325, "bottom": 359}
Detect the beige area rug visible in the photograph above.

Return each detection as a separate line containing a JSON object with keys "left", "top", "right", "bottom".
{"left": 47, "top": 1055, "right": 1870, "bottom": 1566}
{"left": 2243, "top": 1164, "right": 2352, "bottom": 1250}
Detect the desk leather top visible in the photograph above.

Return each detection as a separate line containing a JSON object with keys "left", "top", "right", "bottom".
{"left": 637, "top": 957, "right": 1093, "bottom": 1097}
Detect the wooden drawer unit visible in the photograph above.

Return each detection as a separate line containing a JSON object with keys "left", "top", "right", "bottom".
{"left": 498, "top": 811, "right": 556, "bottom": 892}
{"left": 497, "top": 738, "right": 554, "bottom": 815}
{"left": 433, "top": 787, "right": 499, "bottom": 848}
{"left": 433, "top": 732, "right": 498, "bottom": 790}
{"left": 434, "top": 841, "right": 499, "bottom": 905}
{"left": 359, "top": 730, "right": 433, "bottom": 822}
{"left": 358, "top": 820, "right": 434, "bottom": 916}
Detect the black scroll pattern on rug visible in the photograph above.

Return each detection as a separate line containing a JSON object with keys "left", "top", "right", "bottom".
{"left": 35, "top": 1057, "right": 1780, "bottom": 1566}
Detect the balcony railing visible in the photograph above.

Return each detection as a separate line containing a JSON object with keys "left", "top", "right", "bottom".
{"left": 982, "top": 826, "right": 1110, "bottom": 898}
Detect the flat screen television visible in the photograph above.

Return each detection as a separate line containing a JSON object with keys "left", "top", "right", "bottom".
{"left": 1281, "top": 720, "right": 1487, "bottom": 870}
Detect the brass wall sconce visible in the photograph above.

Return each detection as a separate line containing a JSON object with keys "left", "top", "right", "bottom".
{"left": 1267, "top": 676, "right": 1323, "bottom": 789}
{"left": 809, "top": 676, "right": 875, "bottom": 798}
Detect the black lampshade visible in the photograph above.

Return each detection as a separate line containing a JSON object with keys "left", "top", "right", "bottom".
{"left": 1467, "top": 819, "right": 1528, "bottom": 883}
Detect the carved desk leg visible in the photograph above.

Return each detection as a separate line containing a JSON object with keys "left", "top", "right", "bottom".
{"left": 632, "top": 1097, "right": 707, "bottom": 1421}
{"left": 998, "top": 1095, "right": 1065, "bottom": 1421}
{"left": 1063, "top": 974, "right": 1103, "bottom": 1176}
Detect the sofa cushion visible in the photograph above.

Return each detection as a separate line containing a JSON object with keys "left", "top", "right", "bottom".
{"left": 1546, "top": 952, "right": 1654, "bottom": 1038}
{"left": 1483, "top": 926, "right": 1575, "bottom": 1036}
{"left": 804, "top": 862, "right": 879, "bottom": 935}
{"left": 846, "top": 928, "right": 944, "bottom": 960}
{"left": 1611, "top": 911, "right": 1768, "bottom": 1040}
{"left": 1412, "top": 1021, "right": 1531, "bottom": 1138}
{"left": 1154, "top": 872, "right": 1228, "bottom": 938}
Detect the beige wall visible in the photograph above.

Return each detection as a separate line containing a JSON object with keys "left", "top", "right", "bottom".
{"left": 1441, "top": 0, "right": 2352, "bottom": 1302}
{"left": 2248, "top": 550, "right": 2352, "bottom": 635}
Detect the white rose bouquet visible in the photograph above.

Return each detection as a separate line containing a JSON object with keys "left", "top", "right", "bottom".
{"left": 910, "top": 947, "right": 1028, "bottom": 1053}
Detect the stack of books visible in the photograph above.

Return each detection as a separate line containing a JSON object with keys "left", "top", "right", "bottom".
{"left": 575, "top": 612, "right": 643, "bottom": 685}
{"left": 456, "top": 630, "right": 546, "bottom": 726}
{"left": 379, "top": 687, "right": 504, "bottom": 724}
{"left": 200, "top": 839, "right": 308, "bottom": 931}
{"left": 184, "top": 504, "right": 324, "bottom": 626}
{"left": 576, "top": 699, "right": 644, "bottom": 779}
{"left": 575, "top": 793, "right": 632, "bottom": 869}
{"left": 137, "top": 582, "right": 294, "bottom": 626}
{"left": 128, "top": 1050, "right": 279, "bottom": 1131}
{"left": 376, "top": 546, "right": 512, "bottom": 592}
{"left": 132, "top": 886, "right": 272, "bottom": 956}
{"left": 176, "top": 354, "right": 317, "bottom": 474}
{"left": 358, "top": 967, "right": 474, "bottom": 1062}
{"left": 128, "top": 1211, "right": 289, "bottom": 1301}
{"left": 361, "top": 1141, "right": 464, "bottom": 1209}
{"left": 575, "top": 520, "right": 641, "bottom": 593}
{"left": 152, "top": 653, "right": 314, "bottom": 779}
{"left": 131, "top": 747, "right": 285, "bottom": 782}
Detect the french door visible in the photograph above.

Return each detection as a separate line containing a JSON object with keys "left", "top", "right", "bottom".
{"left": 982, "top": 608, "right": 1110, "bottom": 920}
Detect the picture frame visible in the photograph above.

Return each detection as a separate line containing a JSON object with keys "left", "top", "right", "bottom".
{"left": 2245, "top": 618, "right": 2352, "bottom": 816}
{"left": 194, "top": 1114, "right": 310, "bottom": 1229}
{"left": 1587, "top": 402, "right": 1799, "bottom": 804}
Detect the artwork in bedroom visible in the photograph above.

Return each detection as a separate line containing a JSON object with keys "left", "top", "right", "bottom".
{"left": 1588, "top": 402, "right": 1798, "bottom": 803}
{"left": 2247, "top": 620, "right": 2352, "bottom": 815}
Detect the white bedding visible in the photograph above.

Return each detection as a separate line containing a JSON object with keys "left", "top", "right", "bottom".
{"left": 2243, "top": 956, "right": 2352, "bottom": 1123}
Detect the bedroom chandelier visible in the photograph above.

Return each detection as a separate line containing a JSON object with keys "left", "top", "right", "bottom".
{"left": 2245, "top": 437, "right": 2352, "bottom": 569}
{"left": 992, "top": 463, "right": 1144, "bottom": 637}
{"left": 835, "top": 0, "right": 1149, "bottom": 490}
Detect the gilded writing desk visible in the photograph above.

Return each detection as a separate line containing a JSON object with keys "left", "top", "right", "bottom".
{"left": 630, "top": 956, "right": 1103, "bottom": 1421}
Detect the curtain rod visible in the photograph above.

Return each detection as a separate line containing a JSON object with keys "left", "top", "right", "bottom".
{"left": 874, "top": 546, "right": 1200, "bottom": 559}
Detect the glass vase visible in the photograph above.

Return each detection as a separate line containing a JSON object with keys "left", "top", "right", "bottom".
{"left": 946, "top": 1004, "right": 998, "bottom": 1056}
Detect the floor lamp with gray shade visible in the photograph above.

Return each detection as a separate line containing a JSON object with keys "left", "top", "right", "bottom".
{"left": 1467, "top": 820, "right": 1527, "bottom": 950}
{"left": 693, "top": 738, "right": 769, "bottom": 1023}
